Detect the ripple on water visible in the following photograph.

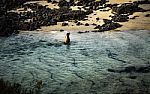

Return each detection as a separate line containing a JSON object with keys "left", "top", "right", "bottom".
{"left": 0, "top": 30, "right": 150, "bottom": 94}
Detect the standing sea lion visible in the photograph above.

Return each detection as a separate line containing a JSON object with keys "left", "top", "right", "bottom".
{"left": 64, "top": 32, "right": 70, "bottom": 44}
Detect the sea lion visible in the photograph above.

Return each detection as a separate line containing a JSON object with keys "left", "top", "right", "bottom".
{"left": 64, "top": 32, "right": 70, "bottom": 44}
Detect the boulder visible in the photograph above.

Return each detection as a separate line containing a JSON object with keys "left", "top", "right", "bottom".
{"left": 76, "top": 22, "right": 83, "bottom": 26}
{"left": 85, "top": 23, "right": 89, "bottom": 26}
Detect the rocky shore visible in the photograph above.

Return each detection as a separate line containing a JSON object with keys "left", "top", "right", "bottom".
{"left": 0, "top": 0, "right": 150, "bottom": 36}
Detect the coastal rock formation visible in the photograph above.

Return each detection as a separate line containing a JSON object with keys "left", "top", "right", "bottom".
{"left": 0, "top": 12, "right": 19, "bottom": 36}
{"left": 95, "top": 19, "right": 122, "bottom": 32}
{"left": 111, "top": 3, "right": 139, "bottom": 15}
{"left": 112, "top": 14, "right": 129, "bottom": 22}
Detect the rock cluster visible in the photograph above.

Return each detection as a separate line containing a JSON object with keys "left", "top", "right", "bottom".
{"left": 111, "top": 14, "right": 129, "bottom": 22}
{"left": 110, "top": 2, "right": 146, "bottom": 22}
{"left": 111, "top": 3, "right": 139, "bottom": 15}
{"left": 17, "top": 3, "right": 91, "bottom": 30}
{"left": 0, "top": 12, "right": 20, "bottom": 37}
{"left": 54, "top": 0, "right": 107, "bottom": 10}
{"left": 99, "top": 21, "right": 122, "bottom": 32}
{"left": 94, "top": 19, "right": 122, "bottom": 32}
{"left": 0, "top": 1, "right": 93, "bottom": 36}
{"left": 0, "top": 0, "right": 28, "bottom": 36}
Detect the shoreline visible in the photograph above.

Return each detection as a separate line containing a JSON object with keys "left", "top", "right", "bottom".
{"left": 27, "top": 0, "right": 150, "bottom": 32}
{"left": 0, "top": 0, "right": 150, "bottom": 37}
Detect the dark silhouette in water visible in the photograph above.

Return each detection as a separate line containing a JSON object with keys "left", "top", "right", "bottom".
{"left": 64, "top": 32, "right": 70, "bottom": 45}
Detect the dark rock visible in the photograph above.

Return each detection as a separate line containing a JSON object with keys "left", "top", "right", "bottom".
{"left": 60, "top": 29, "right": 64, "bottom": 32}
{"left": 128, "top": 75, "right": 137, "bottom": 79}
{"left": 103, "top": 19, "right": 112, "bottom": 24}
{"left": 107, "top": 66, "right": 136, "bottom": 73}
{"left": 134, "top": 0, "right": 150, "bottom": 4}
{"left": 52, "top": 1, "right": 58, "bottom": 4}
{"left": 78, "top": 31, "right": 89, "bottom": 34}
{"left": 47, "top": 0, "right": 51, "bottom": 3}
{"left": 76, "top": 0, "right": 106, "bottom": 9}
{"left": 58, "top": 0, "right": 69, "bottom": 7}
{"left": 85, "top": 23, "right": 89, "bottom": 26}
{"left": 108, "top": 65, "right": 150, "bottom": 73}
{"left": 124, "top": 66, "right": 136, "bottom": 73}
{"left": 62, "top": 22, "right": 69, "bottom": 26}
{"left": 112, "top": 3, "right": 140, "bottom": 15}
{"left": 76, "top": 22, "right": 83, "bottom": 26}
{"left": 145, "top": 14, "right": 150, "bottom": 17}
{"left": 0, "top": 79, "right": 34, "bottom": 94}
{"left": 112, "top": 14, "right": 129, "bottom": 22}
{"left": 104, "top": 4, "right": 119, "bottom": 8}
{"left": 96, "top": 17, "right": 100, "bottom": 21}
{"left": 130, "top": 15, "right": 139, "bottom": 19}
{"left": 94, "top": 25, "right": 101, "bottom": 29}
{"left": 91, "top": 23, "right": 97, "bottom": 26}
{"left": 91, "top": 30, "right": 99, "bottom": 32}
{"left": 74, "top": 20, "right": 78, "bottom": 23}
{"left": 136, "top": 65, "right": 150, "bottom": 73}
{"left": 97, "top": 21, "right": 122, "bottom": 32}
{"left": 107, "top": 69, "right": 116, "bottom": 72}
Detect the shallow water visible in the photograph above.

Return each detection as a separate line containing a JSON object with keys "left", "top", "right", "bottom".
{"left": 0, "top": 30, "right": 150, "bottom": 94}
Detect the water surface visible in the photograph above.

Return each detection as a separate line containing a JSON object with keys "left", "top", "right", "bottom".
{"left": 0, "top": 30, "right": 150, "bottom": 94}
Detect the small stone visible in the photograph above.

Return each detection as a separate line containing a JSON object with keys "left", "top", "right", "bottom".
{"left": 85, "top": 23, "right": 89, "bottom": 26}
{"left": 62, "top": 22, "right": 69, "bottom": 26}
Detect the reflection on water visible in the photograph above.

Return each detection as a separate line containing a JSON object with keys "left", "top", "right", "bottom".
{"left": 0, "top": 30, "right": 150, "bottom": 94}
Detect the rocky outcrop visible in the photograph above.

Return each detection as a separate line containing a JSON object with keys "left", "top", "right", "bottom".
{"left": 0, "top": 12, "right": 19, "bottom": 36}
{"left": 94, "top": 19, "right": 122, "bottom": 32}
{"left": 0, "top": 1, "right": 93, "bottom": 36}
{"left": 111, "top": 14, "right": 129, "bottom": 22}
{"left": 111, "top": 3, "right": 140, "bottom": 15}
{"left": 58, "top": 0, "right": 69, "bottom": 7}
{"left": 110, "top": 2, "right": 146, "bottom": 23}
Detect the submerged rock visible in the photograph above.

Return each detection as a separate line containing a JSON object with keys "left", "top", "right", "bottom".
{"left": 108, "top": 65, "right": 150, "bottom": 73}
